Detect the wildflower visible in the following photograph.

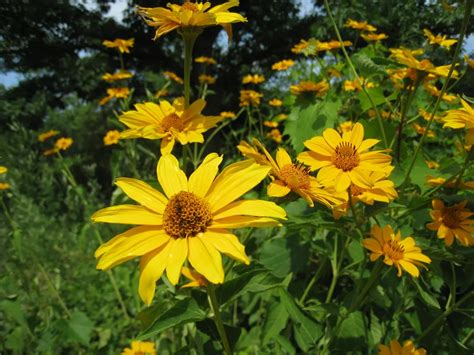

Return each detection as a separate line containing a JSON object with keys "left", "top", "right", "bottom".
{"left": 121, "top": 341, "right": 156, "bottom": 355}
{"left": 464, "top": 55, "right": 474, "bottom": 69}
{"left": 338, "top": 121, "right": 353, "bottom": 134}
{"left": 423, "top": 83, "right": 457, "bottom": 103}
{"left": 412, "top": 123, "right": 435, "bottom": 138}
{"left": 0, "top": 166, "right": 6, "bottom": 174}
{"left": 181, "top": 267, "right": 208, "bottom": 288}
{"left": 137, "top": 1, "right": 247, "bottom": 41}
{"left": 242, "top": 74, "right": 265, "bottom": 84}
{"left": 363, "top": 225, "right": 431, "bottom": 277}
{"left": 361, "top": 33, "right": 388, "bottom": 42}
{"left": 99, "top": 87, "right": 130, "bottom": 105}
{"left": 423, "top": 29, "right": 457, "bottom": 49}
{"left": 267, "top": 129, "right": 282, "bottom": 143}
{"left": 220, "top": 111, "right": 236, "bottom": 119}
{"left": 102, "top": 38, "right": 134, "bottom": 53}
{"left": 427, "top": 199, "right": 474, "bottom": 246}
{"left": 419, "top": 108, "right": 442, "bottom": 122}
{"left": 425, "top": 160, "right": 439, "bottom": 169}
{"left": 55, "top": 137, "right": 73, "bottom": 151}
{"left": 426, "top": 175, "right": 474, "bottom": 190}
{"left": 92, "top": 153, "right": 286, "bottom": 304}
{"left": 343, "top": 78, "right": 375, "bottom": 92}
{"left": 298, "top": 123, "right": 393, "bottom": 192}
{"left": 378, "top": 340, "right": 426, "bottom": 355}
{"left": 292, "top": 39, "right": 310, "bottom": 54}
{"left": 290, "top": 80, "right": 329, "bottom": 97}
{"left": 195, "top": 56, "right": 217, "bottom": 65}
{"left": 103, "top": 130, "right": 121, "bottom": 146}
{"left": 198, "top": 74, "right": 216, "bottom": 84}
{"left": 0, "top": 183, "right": 10, "bottom": 190}
{"left": 268, "top": 98, "right": 283, "bottom": 107}
{"left": 119, "top": 98, "right": 223, "bottom": 154}
{"left": 272, "top": 59, "right": 295, "bottom": 71}
{"left": 317, "top": 40, "right": 352, "bottom": 52}
{"left": 239, "top": 90, "right": 263, "bottom": 107}
{"left": 238, "top": 140, "right": 344, "bottom": 208}
{"left": 442, "top": 98, "right": 474, "bottom": 145}
{"left": 155, "top": 89, "right": 169, "bottom": 98}
{"left": 163, "top": 71, "right": 184, "bottom": 84}
{"left": 102, "top": 70, "right": 134, "bottom": 82}
{"left": 263, "top": 121, "right": 279, "bottom": 128}
{"left": 327, "top": 67, "right": 342, "bottom": 78}
{"left": 38, "top": 130, "right": 59, "bottom": 142}
{"left": 344, "top": 18, "right": 377, "bottom": 32}
{"left": 275, "top": 113, "right": 288, "bottom": 121}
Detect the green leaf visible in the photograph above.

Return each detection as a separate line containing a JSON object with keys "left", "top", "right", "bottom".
{"left": 352, "top": 53, "right": 387, "bottom": 77}
{"left": 262, "top": 302, "right": 289, "bottom": 344}
{"left": 137, "top": 298, "right": 170, "bottom": 330}
{"left": 334, "top": 311, "right": 366, "bottom": 351}
{"left": 357, "top": 88, "right": 397, "bottom": 112}
{"left": 0, "top": 300, "right": 28, "bottom": 329}
{"left": 411, "top": 279, "right": 441, "bottom": 309}
{"left": 139, "top": 298, "right": 206, "bottom": 339}
{"left": 196, "top": 319, "right": 242, "bottom": 352}
{"left": 65, "top": 311, "right": 94, "bottom": 345}
{"left": 259, "top": 236, "right": 309, "bottom": 277}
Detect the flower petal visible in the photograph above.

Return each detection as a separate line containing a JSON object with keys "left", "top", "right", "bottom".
{"left": 165, "top": 237, "right": 188, "bottom": 285}
{"left": 92, "top": 205, "right": 162, "bottom": 225}
{"left": 188, "top": 153, "right": 223, "bottom": 197}
{"left": 349, "top": 122, "right": 364, "bottom": 148}
{"left": 267, "top": 180, "right": 291, "bottom": 197}
{"left": 157, "top": 154, "right": 188, "bottom": 198}
{"left": 115, "top": 177, "right": 168, "bottom": 214}
{"left": 213, "top": 199, "right": 286, "bottom": 220}
{"left": 188, "top": 235, "right": 224, "bottom": 284}
{"left": 322, "top": 128, "right": 342, "bottom": 149}
{"left": 211, "top": 215, "right": 282, "bottom": 229}
{"left": 201, "top": 229, "right": 250, "bottom": 265}
{"left": 275, "top": 148, "right": 293, "bottom": 168}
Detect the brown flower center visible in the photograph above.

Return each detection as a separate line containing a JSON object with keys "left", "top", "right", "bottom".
{"left": 442, "top": 207, "right": 461, "bottom": 229}
{"left": 279, "top": 163, "right": 311, "bottom": 190}
{"left": 332, "top": 141, "right": 360, "bottom": 171}
{"left": 382, "top": 240, "right": 405, "bottom": 261}
{"left": 160, "top": 113, "right": 185, "bottom": 132}
{"left": 163, "top": 191, "right": 212, "bottom": 238}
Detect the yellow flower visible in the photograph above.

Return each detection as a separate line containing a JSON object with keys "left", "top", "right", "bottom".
{"left": 338, "top": 121, "right": 353, "bottom": 134}
{"left": 442, "top": 98, "right": 474, "bottom": 146}
{"left": 198, "top": 74, "right": 216, "bottom": 84}
{"left": 290, "top": 80, "right": 329, "bottom": 97}
{"left": 423, "top": 83, "right": 457, "bottom": 103}
{"left": 361, "top": 33, "right": 388, "bottom": 42}
{"left": 195, "top": 56, "right": 217, "bottom": 65}
{"left": 103, "top": 130, "right": 121, "bottom": 146}
{"left": 263, "top": 121, "right": 279, "bottom": 128}
{"left": 275, "top": 113, "right": 288, "bottom": 121}
{"left": 427, "top": 199, "right": 474, "bottom": 246}
{"left": 464, "top": 55, "right": 474, "bottom": 69}
{"left": 102, "top": 70, "right": 134, "bottom": 82}
{"left": 412, "top": 123, "right": 435, "bottom": 138}
{"left": 316, "top": 40, "right": 352, "bottom": 52}
{"left": 298, "top": 123, "right": 393, "bottom": 192}
{"left": 242, "top": 74, "right": 265, "bottom": 84}
{"left": 344, "top": 18, "right": 377, "bottom": 32}
{"left": 425, "top": 160, "right": 439, "bottom": 169}
{"left": 163, "top": 70, "right": 184, "bottom": 84}
{"left": 102, "top": 38, "right": 134, "bottom": 53}
{"left": 119, "top": 98, "right": 224, "bottom": 154}
{"left": 43, "top": 148, "right": 58, "bottom": 156}
{"left": 220, "top": 111, "right": 236, "bottom": 119}
{"left": 92, "top": 153, "right": 286, "bottom": 304}
{"left": 343, "top": 78, "right": 375, "bottom": 92}
{"left": 239, "top": 140, "right": 344, "bottom": 208}
{"left": 181, "top": 267, "right": 208, "bottom": 288}
{"left": 268, "top": 98, "right": 283, "bottom": 107}
{"left": 121, "top": 341, "right": 156, "bottom": 355}
{"left": 418, "top": 108, "right": 442, "bottom": 122}
{"left": 0, "top": 182, "right": 11, "bottom": 190}
{"left": 155, "top": 89, "right": 169, "bottom": 98}
{"left": 55, "top": 137, "right": 73, "bottom": 151}
{"left": 137, "top": 1, "right": 247, "bottom": 41}
{"left": 267, "top": 128, "right": 282, "bottom": 143}
{"left": 99, "top": 87, "right": 130, "bottom": 105}
{"left": 425, "top": 175, "right": 474, "bottom": 190}
{"left": 363, "top": 225, "right": 431, "bottom": 277}
{"left": 0, "top": 166, "right": 7, "bottom": 174}
{"left": 291, "top": 39, "right": 310, "bottom": 54}
{"left": 239, "top": 90, "right": 263, "bottom": 107}
{"left": 378, "top": 340, "right": 426, "bottom": 355}
{"left": 272, "top": 59, "right": 295, "bottom": 71}
{"left": 327, "top": 67, "right": 342, "bottom": 78}
{"left": 423, "top": 29, "right": 457, "bottom": 49}
{"left": 38, "top": 129, "right": 59, "bottom": 142}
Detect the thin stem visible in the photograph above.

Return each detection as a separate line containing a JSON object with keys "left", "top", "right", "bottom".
{"left": 323, "top": 0, "right": 387, "bottom": 148}
{"left": 326, "top": 236, "right": 350, "bottom": 303}
{"left": 300, "top": 256, "right": 328, "bottom": 304}
{"left": 37, "top": 261, "right": 73, "bottom": 318}
{"left": 182, "top": 32, "right": 200, "bottom": 108}
{"left": 455, "top": 147, "right": 474, "bottom": 188}
{"left": 207, "top": 284, "right": 232, "bottom": 355}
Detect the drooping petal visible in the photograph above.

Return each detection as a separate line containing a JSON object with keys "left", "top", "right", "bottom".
{"left": 165, "top": 237, "right": 188, "bottom": 285}
{"left": 115, "top": 177, "right": 168, "bottom": 214}
{"left": 398, "top": 260, "right": 420, "bottom": 277}
{"left": 211, "top": 215, "right": 282, "bottom": 229}
{"left": 188, "top": 153, "right": 223, "bottom": 197}
{"left": 200, "top": 230, "right": 250, "bottom": 265}
{"left": 213, "top": 199, "right": 286, "bottom": 220}
{"left": 188, "top": 235, "right": 224, "bottom": 284}
{"left": 275, "top": 148, "right": 293, "bottom": 168}
{"left": 157, "top": 154, "right": 188, "bottom": 198}
{"left": 267, "top": 180, "right": 291, "bottom": 197}
{"left": 92, "top": 205, "right": 162, "bottom": 225}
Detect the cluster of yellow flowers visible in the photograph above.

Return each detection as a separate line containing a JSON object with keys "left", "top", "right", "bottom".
{"left": 38, "top": 129, "right": 74, "bottom": 156}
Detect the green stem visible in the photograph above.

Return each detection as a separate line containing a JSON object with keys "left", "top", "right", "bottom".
{"left": 207, "top": 284, "right": 232, "bottom": 355}
{"left": 326, "top": 236, "right": 351, "bottom": 304}
{"left": 455, "top": 147, "right": 474, "bottom": 188}
{"left": 37, "top": 261, "right": 73, "bottom": 318}
{"left": 400, "top": 0, "right": 472, "bottom": 190}
{"left": 300, "top": 256, "right": 328, "bottom": 304}
{"left": 323, "top": 0, "right": 387, "bottom": 148}
{"left": 182, "top": 31, "right": 200, "bottom": 108}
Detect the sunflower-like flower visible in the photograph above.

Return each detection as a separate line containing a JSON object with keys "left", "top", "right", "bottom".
{"left": 316, "top": 40, "right": 352, "bottom": 52}
{"left": 412, "top": 123, "right": 435, "bottom": 138}
{"left": 102, "top": 38, "right": 134, "bottom": 53}
{"left": 99, "top": 87, "right": 130, "bottom": 105}
{"left": 220, "top": 111, "right": 236, "bottom": 119}
{"left": 267, "top": 129, "right": 283, "bottom": 143}
{"left": 272, "top": 59, "right": 295, "bottom": 71}
{"left": 102, "top": 70, "right": 134, "bottom": 82}
{"left": 242, "top": 74, "right": 265, "bottom": 84}
{"left": 361, "top": 33, "right": 388, "bottom": 42}
{"left": 442, "top": 98, "right": 474, "bottom": 146}
{"left": 343, "top": 78, "right": 375, "bottom": 92}
{"left": 198, "top": 74, "right": 216, "bottom": 84}
{"left": 378, "top": 339, "right": 426, "bottom": 355}
{"left": 344, "top": 19, "right": 377, "bottom": 32}
{"left": 423, "top": 29, "right": 457, "bottom": 49}
{"left": 195, "top": 56, "right": 217, "bottom": 65}
{"left": 119, "top": 98, "right": 224, "bottom": 154}
{"left": 55, "top": 137, "right": 73, "bottom": 151}
{"left": 137, "top": 1, "right": 247, "bottom": 41}
{"left": 268, "top": 98, "right": 283, "bottom": 107}
{"left": 239, "top": 90, "right": 263, "bottom": 107}
{"left": 163, "top": 70, "right": 184, "bottom": 84}
{"left": 103, "top": 130, "right": 121, "bottom": 146}
{"left": 238, "top": 140, "right": 345, "bottom": 208}
{"left": 425, "top": 175, "right": 474, "bottom": 190}
{"left": 298, "top": 123, "right": 393, "bottom": 192}
{"left": 426, "top": 199, "right": 474, "bottom": 246}
{"left": 92, "top": 154, "right": 286, "bottom": 304}
{"left": 121, "top": 341, "right": 156, "bottom": 355}
{"left": 290, "top": 80, "right": 329, "bottom": 96}
{"left": 38, "top": 129, "right": 59, "bottom": 142}
{"left": 363, "top": 225, "right": 431, "bottom": 277}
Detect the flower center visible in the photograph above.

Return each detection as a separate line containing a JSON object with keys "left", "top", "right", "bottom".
{"left": 442, "top": 207, "right": 461, "bottom": 229}
{"left": 332, "top": 141, "right": 360, "bottom": 171}
{"left": 279, "top": 163, "right": 311, "bottom": 189}
{"left": 182, "top": 1, "right": 199, "bottom": 12}
{"left": 160, "top": 113, "right": 185, "bottom": 132}
{"left": 163, "top": 191, "right": 212, "bottom": 238}
{"left": 382, "top": 240, "right": 405, "bottom": 261}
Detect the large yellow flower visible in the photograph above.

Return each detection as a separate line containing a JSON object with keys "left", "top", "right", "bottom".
{"left": 119, "top": 98, "right": 224, "bottom": 154}
{"left": 442, "top": 98, "right": 474, "bottom": 145}
{"left": 427, "top": 199, "right": 474, "bottom": 246}
{"left": 238, "top": 140, "right": 345, "bottom": 208}
{"left": 92, "top": 154, "right": 286, "bottom": 305}
{"left": 378, "top": 340, "right": 426, "bottom": 355}
{"left": 102, "top": 38, "right": 134, "bottom": 53}
{"left": 138, "top": 1, "right": 247, "bottom": 40}
{"left": 298, "top": 123, "right": 393, "bottom": 192}
{"left": 363, "top": 225, "right": 431, "bottom": 277}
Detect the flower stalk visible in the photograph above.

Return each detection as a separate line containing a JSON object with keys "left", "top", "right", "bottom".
{"left": 207, "top": 284, "right": 232, "bottom": 355}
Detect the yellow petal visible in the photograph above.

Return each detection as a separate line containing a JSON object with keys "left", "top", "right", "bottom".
{"left": 160, "top": 136, "right": 175, "bottom": 155}
{"left": 188, "top": 235, "right": 224, "bottom": 284}
{"left": 349, "top": 122, "right": 364, "bottom": 148}
{"left": 322, "top": 128, "right": 342, "bottom": 149}
{"left": 165, "top": 238, "right": 188, "bottom": 285}
{"left": 334, "top": 172, "right": 351, "bottom": 192}
{"left": 213, "top": 199, "right": 286, "bottom": 220}
{"left": 211, "top": 215, "right": 282, "bottom": 229}
{"left": 115, "top": 177, "right": 168, "bottom": 214}
{"left": 267, "top": 180, "right": 291, "bottom": 197}
{"left": 201, "top": 230, "right": 250, "bottom": 265}
{"left": 188, "top": 153, "right": 223, "bottom": 197}
{"left": 92, "top": 205, "right": 162, "bottom": 225}
{"left": 398, "top": 260, "right": 420, "bottom": 277}
{"left": 275, "top": 148, "right": 293, "bottom": 168}
{"left": 157, "top": 154, "right": 188, "bottom": 198}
